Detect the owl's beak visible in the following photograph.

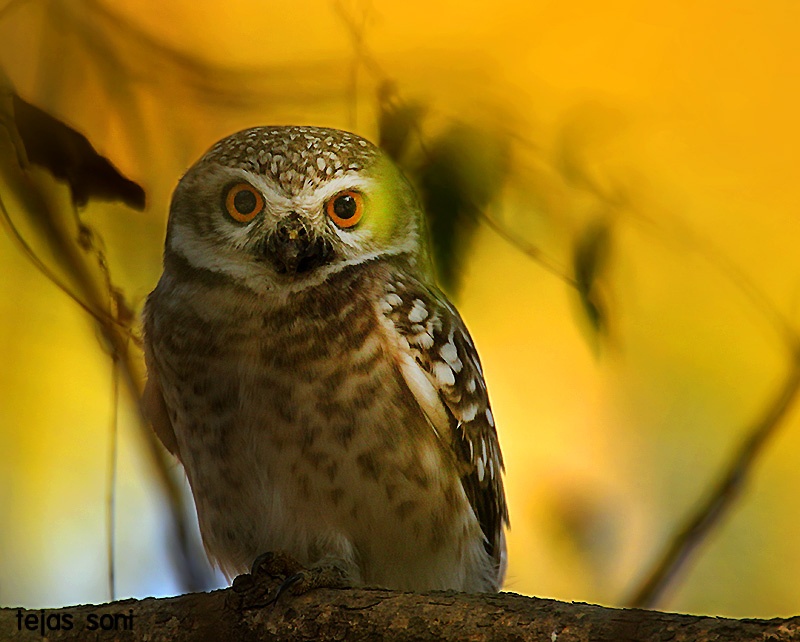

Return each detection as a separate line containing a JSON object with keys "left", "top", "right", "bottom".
{"left": 264, "top": 213, "right": 334, "bottom": 275}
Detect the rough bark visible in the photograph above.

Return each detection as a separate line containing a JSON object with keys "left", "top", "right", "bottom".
{"left": 2, "top": 573, "right": 799, "bottom": 642}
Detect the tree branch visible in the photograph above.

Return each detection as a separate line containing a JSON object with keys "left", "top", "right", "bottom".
{"left": 3, "top": 584, "right": 799, "bottom": 642}
{"left": 626, "top": 346, "right": 800, "bottom": 608}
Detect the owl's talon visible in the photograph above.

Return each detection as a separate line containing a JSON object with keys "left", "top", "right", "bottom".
{"left": 266, "top": 564, "right": 350, "bottom": 604}
{"left": 229, "top": 552, "right": 308, "bottom": 610}
{"left": 267, "top": 572, "right": 304, "bottom": 605}
{"left": 251, "top": 550, "right": 304, "bottom": 579}
{"left": 231, "top": 572, "right": 256, "bottom": 594}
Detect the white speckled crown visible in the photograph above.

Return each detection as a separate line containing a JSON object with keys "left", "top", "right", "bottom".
{"left": 201, "top": 126, "right": 381, "bottom": 193}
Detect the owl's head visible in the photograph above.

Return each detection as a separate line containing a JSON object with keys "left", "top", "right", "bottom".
{"left": 165, "top": 126, "right": 430, "bottom": 294}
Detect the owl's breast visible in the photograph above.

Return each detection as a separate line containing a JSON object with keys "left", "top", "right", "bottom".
{"left": 151, "top": 268, "right": 467, "bottom": 581}
{"left": 159, "top": 275, "right": 407, "bottom": 459}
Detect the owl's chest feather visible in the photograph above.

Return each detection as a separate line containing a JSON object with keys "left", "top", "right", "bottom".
{"left": 157, "top": 279, "right": 463, "bottom": 575}
{"left": 163, "top": 282, "right": 395, "bottom": 437}
{"left": 159, "top": 272, "right": 431, "bottom": 485}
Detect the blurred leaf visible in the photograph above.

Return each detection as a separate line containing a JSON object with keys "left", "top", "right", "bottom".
{"left": 1, "top": 67, "right": 213, "bottom": 597}
{"left": 12, "top": 94, "right": 145, "bottom": 210}
{"left": 377, "top": 81, "right": 426, "bottom": 163}
{"left": 573, "top": 219, "right": 612, "bottom": 337}
{"left": 416, "top": 124, "right": 509, "bottom": 294}
{"left": 555, "top": 102, "right": 629, "bottom": 206}
{"left": 545, "top": 481, "right": 621, "bottom": 578}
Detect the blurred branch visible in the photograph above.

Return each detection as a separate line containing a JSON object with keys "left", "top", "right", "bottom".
{"left": 4, "top": 586, "right": 800, "bottom": 641}
{"left": 625, "top": 200, "right": 800, "bottom": 351}
{"left": 0, "top": 85, "right": 213, "bottom": 592}
{"left": 627, "top": 342, "right": 800, "bottom": 608}
{"left": 332, "top": 0, "right": 384, "bottom": 81}
{"left": 106, "top": 351, "right": 120, "bottom": 601}
{"left": 340, "top": 2, "right": 800, "bottom": 608}
{"left": 0, "top": 194, "right": 119, "bottom": 327}
{"left": 479, "top": 209, "right": 577, "bottom": 287}
{"left": 333, "top": 1, "right": 577, "bottom": 290}
{"left": 332, "top": 0, "right": 376, "bottom": 130}
{"left": 618, "top": 184, "right": 800, "bottom": 607}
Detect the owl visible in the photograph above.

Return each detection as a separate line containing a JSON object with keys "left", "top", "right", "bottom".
{"left": 142, "top": 126, "right": 508, "bottom": 593}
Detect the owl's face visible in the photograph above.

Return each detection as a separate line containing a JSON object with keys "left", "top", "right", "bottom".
{"left": 165, "top": 126, "right": 428, "bottom": 295}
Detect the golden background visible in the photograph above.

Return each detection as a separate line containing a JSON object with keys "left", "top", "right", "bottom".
{"left": 1, "top": 0, "right": 799, "bottom": 617}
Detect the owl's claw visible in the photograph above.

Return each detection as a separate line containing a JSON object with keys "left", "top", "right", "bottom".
{"left": 250, "top": 550, "right": 304, "bottom": 579}
{"left": 267, "top": 572, "right": 304, "bottom": 605}
{"left": 237, "top": 551, "right": 350, "bottom": 607}
{"left": 270, "top": 564, "right": 350, "bottom": 603}
{"left": 228, "top": 551, "right": 304, "bottom": 610}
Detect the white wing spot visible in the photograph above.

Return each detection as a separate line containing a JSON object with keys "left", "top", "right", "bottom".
{"left": 466, "top": 378, "right": 477, "bottom": 393}
{"left": 476, "top": 457, "right": 485, "bottom": 483}
{"left": 481, "top": 439, "right": 488, "bottom": 467}
{"left": 439, "top": 341, "right": 458, "bottom": 364}
{"left": 385, "top": 293, "right": 402, "bottom": 308}
{"left": 439, "top": 341, "right": 463, "bottom": 373}
{"left": 316, "top": 157, "right": 326, "bottom": 171}
{"left": 408, "top": 299, "right": 428, "bottom": 323}
{"left": 433, "top": 361, "right": 455, "bottom": 387}
{"left": 486, "top": 408, "right": 495, "bottom": 427}
{"left": 461, "top": 403, "right": 478, "bottom": 422}
{"left": 396, "top": 352, "right": 448, "bottom": 439}
{"left": 410, "top": 332, "right": 435, "bottom": 349}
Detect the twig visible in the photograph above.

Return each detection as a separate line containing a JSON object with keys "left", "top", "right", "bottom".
{"left": 0, "top": 194, "right": 130, "bottom": 333}
{"left": 0, "top": 175, "right": 212, "bottom": 592}
{"left": 627, "top": 342, "right": 800, "bottom": 607}
{"left": 332, "top": 0, "right": 374, "bottom": 130}
{"left": 333, "top": 5, "right": 800, "bottom": 608}
{"left": 477, "top": 209, "right": 577, "bottom": 287}
{"left": 333, "top": 2, "right": 576, "bottom": 287}
{"left": 106, "top": 349, "right": 120, "bottom": 602}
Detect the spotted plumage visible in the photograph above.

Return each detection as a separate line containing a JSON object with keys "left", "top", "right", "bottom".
{"left": 380, "top": 275, "right": 508, "bottom": 568}
{"left": 205, "top": 127, "right": 378, "bottom": 193}
{"left": 143, "top": 125, "right": 508, "bottom": 592}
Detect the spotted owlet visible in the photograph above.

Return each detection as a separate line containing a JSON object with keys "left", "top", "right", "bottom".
{"left": 142, "top": 126, "right": 508, "bottom": 593}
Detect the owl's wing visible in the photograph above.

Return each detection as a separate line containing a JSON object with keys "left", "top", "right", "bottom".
{"left": 380, "top": 273, "right": 509, "bottom": 569}
{"left": 141, "top": 348, "right": 182, "bottom": 459}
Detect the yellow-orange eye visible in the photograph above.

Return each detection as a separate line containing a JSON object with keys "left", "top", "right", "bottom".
{"left": 224, "top": 183, "right": 264, "bottom": 223}
{"left": 325, "top": 190, "right": 364, "bottom": 228}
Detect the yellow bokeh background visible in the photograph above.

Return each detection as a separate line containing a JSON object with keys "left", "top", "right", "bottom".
{"left": 2, "top": 0, "right": 800, "bottom": 617}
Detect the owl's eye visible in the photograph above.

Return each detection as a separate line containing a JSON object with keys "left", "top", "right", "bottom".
{"left": 225, "top": 183, "right": 264, "bottom": 223}
{"left": 325, "top": 190, "right": 364, "bottom": 229}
